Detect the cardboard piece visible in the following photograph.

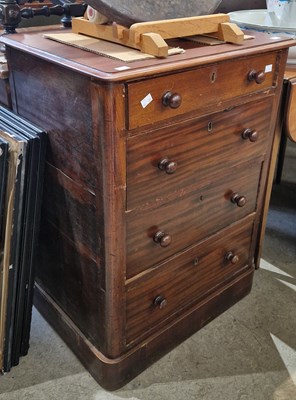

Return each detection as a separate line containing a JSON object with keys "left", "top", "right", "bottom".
{"left": 44, "top": 32, "right": 184, "bottom": 62}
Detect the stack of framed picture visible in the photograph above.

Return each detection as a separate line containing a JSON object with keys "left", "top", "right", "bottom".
{"left": 0, "top": 107, "right": 46, "bottom": 372}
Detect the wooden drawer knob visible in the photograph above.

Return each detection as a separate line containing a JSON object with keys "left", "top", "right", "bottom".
{"left": 225, "top": 251, "right": 239, "bottom": 264}
{"left": 242, "top": 128, "right": 259, "bottom": 142}
{"left": 153, "top": 295, "right": 168, "bottom": 309}
{"left": 162, "top": 91, "right": 182, "bottom": 109}
{"left": 248, "top": 69, "right": 266, "bottom": 84}
{"left": 231, "top": 193, "right": 247, "bottom": 207}
{"left": 153, "top": 231, "right": 172, "bottom": 247}
{"left": 158, "top": 158, "right": 178, "bottom": 174}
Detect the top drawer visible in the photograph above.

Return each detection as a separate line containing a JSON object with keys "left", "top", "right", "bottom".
{"left": 127, "top": 52, "right": 278, "bottom": 130}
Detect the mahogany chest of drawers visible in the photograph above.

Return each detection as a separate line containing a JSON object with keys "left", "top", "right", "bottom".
{"left": 0, "top": 28, "right": 293, "bottom": 389}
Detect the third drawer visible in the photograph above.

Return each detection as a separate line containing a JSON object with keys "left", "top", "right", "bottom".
{"left": 126, "top": 158, "right": 263, "bottom": 278}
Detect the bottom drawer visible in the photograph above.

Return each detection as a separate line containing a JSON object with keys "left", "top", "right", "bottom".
{"left": 126, "top": 215, "right": 255, "bottom": 345}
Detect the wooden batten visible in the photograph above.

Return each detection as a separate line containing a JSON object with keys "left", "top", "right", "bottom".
{"left": 72, "top": 13, "right": 244, "bottom": 57}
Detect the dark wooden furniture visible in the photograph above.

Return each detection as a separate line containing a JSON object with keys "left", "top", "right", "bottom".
{"left": 0, "top": 57, "right": 11, "bottom": 108}
{"left": 0, "top": 28, "right": 293, "bottom": 389}
{"left": 276, "top": 67, "right": 296, "bottom": 183}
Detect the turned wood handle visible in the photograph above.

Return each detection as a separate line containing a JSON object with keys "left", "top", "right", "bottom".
{"left": 242, "top": 128, "right": 259, "bottom": 142}
{"left": 153, "top": 295, "right": 168, "bottom": 309}
{"left": 225, "top": 251, "right": 239, "bottom": 264}
{"left": 248, "top": 69, "right": 266, "bottom": 84}
{"left": 162, "top": 91, "right": 182, "bottom": 109}
{"left": 153, "top": 231, "right": 172, "bottom": 247}
{"left": 158, "top": 158, "right": 178, "bottom": 174}
{"left": 231, "top": 193, "right": 247, "bottom": 207}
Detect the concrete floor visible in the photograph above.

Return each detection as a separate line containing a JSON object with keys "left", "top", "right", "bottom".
{"left": 0, "top": 142, "right": 295, "bottom": 399}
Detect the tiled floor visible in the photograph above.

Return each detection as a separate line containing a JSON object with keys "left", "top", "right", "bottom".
{"left": 0, "top": 141, "right": 295, "bottom": 399}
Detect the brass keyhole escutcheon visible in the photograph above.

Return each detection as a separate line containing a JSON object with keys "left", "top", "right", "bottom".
{"left": 211, "top": 72, "right": 217, "bottom": 83}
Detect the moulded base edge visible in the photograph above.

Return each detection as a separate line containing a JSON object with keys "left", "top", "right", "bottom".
{"left": 34, "top": 268, "right": 254, "bottom": 391}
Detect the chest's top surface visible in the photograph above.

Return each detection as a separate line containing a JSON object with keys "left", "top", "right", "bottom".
{"left": 0, "top": 26, "right": 294, "bottom": 82}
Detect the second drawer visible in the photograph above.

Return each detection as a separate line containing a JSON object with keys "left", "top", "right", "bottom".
{"left": 127, "top": 97, "right": 273, "bottom": 211}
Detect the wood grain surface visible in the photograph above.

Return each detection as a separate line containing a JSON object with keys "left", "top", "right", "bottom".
{"left": 2, "top": 27, "right": 292, "bottom": 388}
